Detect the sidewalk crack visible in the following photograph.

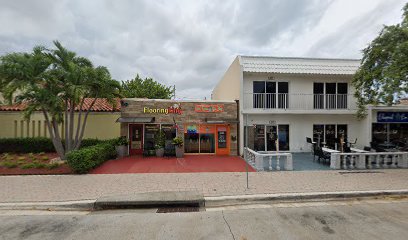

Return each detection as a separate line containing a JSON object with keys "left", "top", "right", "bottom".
{"left": 222, "top": 210, "right": 236, "bottom": 240}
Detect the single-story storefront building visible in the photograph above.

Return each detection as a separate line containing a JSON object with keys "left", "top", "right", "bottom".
{"left": 118, "top": 98, "right": 239, "bottom": 156}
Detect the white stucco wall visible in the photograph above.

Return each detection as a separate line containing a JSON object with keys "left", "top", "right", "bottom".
{"left": 241, "top": 114, "right": 366, "bottom": 153}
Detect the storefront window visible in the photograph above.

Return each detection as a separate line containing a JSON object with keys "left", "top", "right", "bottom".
{"left": 372, "top": 123, "right": 408, "bottom": 147}
{"left": 246, "top": 124, "right": 289, "bottom": 151}
{"left": 184, "top": 124, "right": 216, "bottom": 153}
{"left": 313, "top": 124, "right": 347, "bottom": 149}
{"left": 144, "top": 124, "right": 160, "bottom": 152}
{"left": 185, "top": 125, "right": 199, "bottom": 153}
{"left": 161, "top": 124, "right": 177, "bottom": 155}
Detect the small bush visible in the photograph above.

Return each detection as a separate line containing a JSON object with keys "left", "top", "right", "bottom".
{"left": 46, "top": 163, "right": 60, "bottom": 169}
{"left": 1, "top": 161, "right": 18, "bottom": 168}
{"left": 66, "top": 143, "right": 116, "bottom": 174}
{"left": 17, "top": 156, "right": 26, "bottom": 161}
{"left": 21, "top": 162, "right": 47, "bottom": 169}
{"left": 41, "top": 156, "right": 49, "bottom": 161}
{"left": 0, "top": 138, "right": 54, "bottom": 153}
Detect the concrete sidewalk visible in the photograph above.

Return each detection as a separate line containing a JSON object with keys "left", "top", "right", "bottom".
{"left": 1, "top": 169, "right": 408, "bottom": 203}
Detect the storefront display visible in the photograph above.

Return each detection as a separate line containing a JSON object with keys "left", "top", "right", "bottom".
{"left": 119, "top": 99, "right": 238, "bottom": 156}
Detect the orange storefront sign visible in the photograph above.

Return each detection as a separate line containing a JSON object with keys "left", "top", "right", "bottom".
{"left": 195, "top": 104, "right": 224, "bottom": 113}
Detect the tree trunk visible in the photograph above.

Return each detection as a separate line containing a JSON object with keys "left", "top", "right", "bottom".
{"left": 64, "top": 99, "right": 69, "bottom": 153}
{"left": 75, "top": 98, "right": 97, "bottom": 150}
{"left": 68, "top": 99, "right": 75, "bottom": 152}
{"left": 74, "top": 98, "right": 85, "bottom": 150}
{"left": 42, "top": 110, "right": 65, "bottom": 159}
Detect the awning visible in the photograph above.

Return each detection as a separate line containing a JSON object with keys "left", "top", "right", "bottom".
{"left": 116, "top": 117, "right": 155, "bottom": 123}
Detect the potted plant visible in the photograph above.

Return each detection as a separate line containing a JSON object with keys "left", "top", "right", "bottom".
{"left": 172, "top": 136, "right": 184, "bottom": 158}
{"left": 155, "top": 130, "right": 165, "bottom": 157}
{"left": 114, "top": 136, "right": 129, "bottom": 158}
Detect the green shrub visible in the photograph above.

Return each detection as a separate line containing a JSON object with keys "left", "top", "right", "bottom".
{"left": 46, "top": 163, "right": 60, "bottom": 169}
{"left": 41, "top": 156, "right": 49, "bottom": 161}
{"left": 17, "top": 156, "right": 26, "bottom": 161}
{"left": 0, "top": 138, "right": 54, "bottom": 153}
{"left": 21, "top": 162, "right": 47, "bottom": 169}
{"left": 66, "top": 143, "right": 116, "bottom": 174}
{"left": 0, "top": 137, "right": 109, "bottom": 154}
{"left": 1, "top": 161, "right": 18, "bottom": 168}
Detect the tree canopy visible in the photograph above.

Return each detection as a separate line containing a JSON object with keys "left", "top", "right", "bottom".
{"left": 353, "top": 3, "right": 408, "bottom": 118}
{"left": 0, "top": 41, "right": 121, "bottom": 158}
{"left": 121, "top": 74, "right": 174, "bottom": 99}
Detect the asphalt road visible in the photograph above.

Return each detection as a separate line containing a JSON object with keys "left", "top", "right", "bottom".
{"left": 1, "top": 199, "right": 408, "bottom": 240}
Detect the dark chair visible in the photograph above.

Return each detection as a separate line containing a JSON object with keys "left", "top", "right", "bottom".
{"left": 306, "top": 137, "right": 312, "bottom": 144}
{"left": 363, "top": 146, "right": 371, "bottom": 152}
{"left": 315, "top": 147, "right": 331, "bottom": 164}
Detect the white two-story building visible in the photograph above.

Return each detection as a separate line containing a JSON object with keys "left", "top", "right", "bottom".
{"left": 212, "top": 56, "right": 376, "bottom": 154}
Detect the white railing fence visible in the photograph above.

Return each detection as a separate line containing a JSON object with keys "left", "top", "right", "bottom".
{"left": 244, "top": 93, "right": 357, "bottom": 110}
{"left": 244, "top": 147, "right": 293, "bottom": 171}
{"left": 330, "top": 152, "right": 408, "bottom": 170}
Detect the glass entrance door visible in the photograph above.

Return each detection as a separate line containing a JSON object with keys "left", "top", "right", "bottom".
{"left": 129, "top": 124, "right": 143, "bottom": 155}
{"left": 216, "top": 125, "right": 230, "bottom": 155}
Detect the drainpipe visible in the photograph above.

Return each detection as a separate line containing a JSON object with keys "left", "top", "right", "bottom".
{"left": 235, "top": 99, "right": 240, "bottom": 156}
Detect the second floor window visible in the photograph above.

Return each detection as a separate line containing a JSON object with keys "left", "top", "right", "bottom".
{"left": 313, "top": 82, "right": 348, "bottom": 109}
{"left": 253, "top": 81, "right": 288, "bottom": 109}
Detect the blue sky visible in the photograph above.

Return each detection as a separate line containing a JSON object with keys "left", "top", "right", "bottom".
{"left": 0, "top": 0, "right": 406, "bottom": 99}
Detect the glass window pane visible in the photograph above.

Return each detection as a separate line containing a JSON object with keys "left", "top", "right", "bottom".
{"left": 200, "top": 133, "right": 215, "bottom": 153}
{"left": 337, "top": 83, "right": 348, "bottom": 94}
{"left": 313, "top": 83, "right": 324, "bottom": 94}
{"left": 278, "top": 82, "right": 288, "bottom": 93}
{"left": 144, "top": 124, "right": 160, "bottom": 153}
{"left": 278, "top": 125, "right": 290, "bottom": 151}
{"left": 325, "top": 125, "right": 336, "bottom": 149}
{"left": 185, "top": 125, "right": 199, "bottom": 153}
{"left": 313, "top": 125, "right": 324, "bottom": 144}
{"left": 372, "top": 123, "right": 387, "bottom": 144}
{"left": 254, "top": 125, "right": 265, "bottom": 151}
{"left": 253, "top": 81, "right": 265, "bottom": 93}
{"left": 266, "top": 126, "right": 277, "bottom": 151}
{"left": 266, "top": 82, "right": 276, "bottom": 93}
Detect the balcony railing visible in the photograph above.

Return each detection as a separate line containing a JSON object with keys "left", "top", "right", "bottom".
{"left": 244, "top": 93, "right": 356, "bottom": 111}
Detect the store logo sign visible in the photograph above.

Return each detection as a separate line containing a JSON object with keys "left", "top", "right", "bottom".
{"left": 195, "top": 104, "right": 224, "bottom": 113}
{"left": 143, "top": 104, "right": 183, "bottom": 115}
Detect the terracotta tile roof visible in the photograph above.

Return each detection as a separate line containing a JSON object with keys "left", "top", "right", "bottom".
{"left": 0, "top": 98, "right": 121, "bottom": 112}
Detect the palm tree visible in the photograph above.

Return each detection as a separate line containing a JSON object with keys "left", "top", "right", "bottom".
{"left": 0, "top": 41, "right": 121, "bottom": 159}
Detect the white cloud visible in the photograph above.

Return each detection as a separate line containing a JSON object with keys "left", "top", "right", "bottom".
{"left": 0, "top": 0, "right": 405, "bottom": 99}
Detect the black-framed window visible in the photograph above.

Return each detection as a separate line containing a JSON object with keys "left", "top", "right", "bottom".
{"left": 253, "top": 81, "right": 288, "bottom": 109}
{"left": 245, "top": 124, "right": 290, "bottom": 151}
{"left": 313, "top": 124, "right": 348, "bottom": 149}
{"left": 313, "top": 82, "right": 348, "bottom": 109}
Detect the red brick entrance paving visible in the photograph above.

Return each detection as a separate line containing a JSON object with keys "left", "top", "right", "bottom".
{"left": 90, "top": 155, "right": 255, "bottom": 174}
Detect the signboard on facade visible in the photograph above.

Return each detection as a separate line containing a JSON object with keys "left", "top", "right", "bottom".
{"left": 143, "top": 104, "right": 183, "bottom": 115}
{"left": 195, "top": 104, "right": 224, "bottom": 113}
{"left": 377, "top": 112, "right": 408, "bottom": 122}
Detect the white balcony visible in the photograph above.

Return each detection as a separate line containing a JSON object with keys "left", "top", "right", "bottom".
{"left": 243, "top": 93, "right": 357, "bottom": 113}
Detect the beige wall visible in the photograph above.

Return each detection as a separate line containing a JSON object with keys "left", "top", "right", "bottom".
{"left": 211, "top": 56, "right": 241, "bottom": 101}
{"left": 0, "top": 111, "right": 120, "bottom": 140}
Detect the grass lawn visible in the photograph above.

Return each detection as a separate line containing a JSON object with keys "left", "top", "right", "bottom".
{"left": 0, "top": 152, "right": 72, "bottom": 175}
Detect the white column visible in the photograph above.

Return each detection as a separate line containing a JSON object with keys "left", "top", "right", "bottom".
{"left": 255, "top": 154, "right": 263, "bottom": 171}
{"left": 400, "top": 153, "right": 408, "bottom": 168}
{"left": 330, "top": 153, "right": 341, "bottom": 169}
{"left": 356, "top": 154, "right": 366, "bottom": 169}
{"left": 284, "top": 154, "right": 293, "bottom": 171}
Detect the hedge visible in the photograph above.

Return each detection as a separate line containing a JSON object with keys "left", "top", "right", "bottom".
{"left": 66, "top": 143, "right": 117, "bottom": 173}
{"left": 0, "top": 137, "right": 106, "bottom": 153}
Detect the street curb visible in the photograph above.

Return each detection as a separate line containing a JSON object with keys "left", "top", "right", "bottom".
{"left": 1, "top": 190, "right": 407, "bottom": 211}
{"left": 0, "top": 200, "right": 96, "bottom": 211}
{"left": 204, "top": 189, "right": 408, "bottom": 207}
